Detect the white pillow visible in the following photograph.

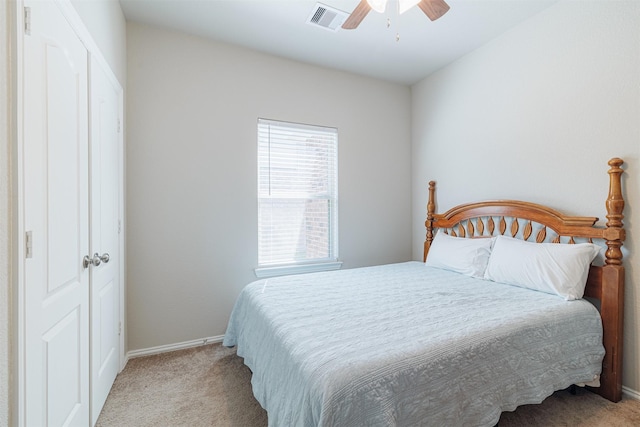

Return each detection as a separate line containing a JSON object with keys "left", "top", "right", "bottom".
{"left": 425, "top": 232, "right": 493, "bottom": 278}
{"left": 484, "top": 235, "right": 601, "bottom": 300}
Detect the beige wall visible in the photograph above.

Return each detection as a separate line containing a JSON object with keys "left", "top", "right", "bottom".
{"left": 412, "top": 0, "right": 640, "bottom": 394}
{"left": 125, "top": 22, "right": 412, "bottom": 351}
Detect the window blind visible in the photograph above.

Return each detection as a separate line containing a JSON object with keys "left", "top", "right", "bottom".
{"left": 258, "top": 118, "right": 338, "bottom": 267}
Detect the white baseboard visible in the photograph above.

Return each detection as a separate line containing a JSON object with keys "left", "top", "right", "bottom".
{"left": 124, "top": 335, "right": 225, "bottom": 366}
{"left": 623, "top": 386, "right": 640, "bottom": 400}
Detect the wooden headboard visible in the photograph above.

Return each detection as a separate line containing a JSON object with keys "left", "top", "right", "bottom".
{"left": 423, "top": 158, "right": 625, "bottom": 403}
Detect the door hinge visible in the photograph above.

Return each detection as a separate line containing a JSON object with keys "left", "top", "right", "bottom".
{"left": 117, "top": 118, "right": 121, "bottom": 133}
{"left": 25, "top": 231, "right": 33, "bottom": 258}
{"left": 118, "top": 219, "right": 122, "bottom": 234}
{"left": 118, "top": 322, "right": 122, "bottom": 336}
{"left": 24, "top": 7, "right": 31, "bottom": 36}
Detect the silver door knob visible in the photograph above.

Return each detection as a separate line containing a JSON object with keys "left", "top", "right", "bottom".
{"left": 91, "top": 253, "right": 102, "bottom": 266}
{"left": 82, "top": 253, "right": 110, "bottom": 269}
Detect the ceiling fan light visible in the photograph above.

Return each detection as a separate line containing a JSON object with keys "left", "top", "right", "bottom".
{"left": 398, "top": 0, "right": 421, "bottom": 14}
{"left": 367, "top": 0, "right": 387, "bottom": 13}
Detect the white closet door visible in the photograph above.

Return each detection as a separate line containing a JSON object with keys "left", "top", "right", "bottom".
{"left": 23, "top": 1, "right": 90, "bottom": 425}
{"left": 89, "top": 55, "right": 122, "bottom": 425}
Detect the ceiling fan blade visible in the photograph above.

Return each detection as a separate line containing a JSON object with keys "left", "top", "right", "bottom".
{"left": 417, "top": 0, "right": 450, "bottom": 21}
{"left": 342, "top": 0, "right": 372, "bottom": 30}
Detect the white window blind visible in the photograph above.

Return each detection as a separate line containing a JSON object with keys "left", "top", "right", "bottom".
{"left": 258, "top": 118, "right": 338, "bottom": 267}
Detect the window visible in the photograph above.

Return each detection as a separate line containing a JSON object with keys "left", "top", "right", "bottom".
{"left": 256, "top": 118, "right": 340, "bottom": 277}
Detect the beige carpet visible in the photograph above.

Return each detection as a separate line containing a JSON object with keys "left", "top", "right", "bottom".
{"left": 97, "top": 343, "right": 640, "bottom": 426}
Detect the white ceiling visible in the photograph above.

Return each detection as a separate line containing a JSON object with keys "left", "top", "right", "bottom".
{"left": 119, "top": 0, "right": 558, "bottom": 85}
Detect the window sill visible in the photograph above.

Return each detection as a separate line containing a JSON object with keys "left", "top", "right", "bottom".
{"left": 255, "top": 261, "right": 343, "bottom": 278}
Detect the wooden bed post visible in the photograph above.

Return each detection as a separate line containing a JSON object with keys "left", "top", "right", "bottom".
{"left": 424, "top": 181, "right": 436, "bottom": 262}
{"left": 604, "top": 158, "right": 625, "bottom": 266}
{"left": 597, "top": 158, "right": 625, "bottom": 402}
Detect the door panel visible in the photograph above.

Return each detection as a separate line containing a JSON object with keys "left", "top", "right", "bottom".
{"left": 45, "top": 40, "right": 83, "bottom": 294}
{"left": 98, "top": 279, "right": 116, "bottom": 371}
{"left": 44, "top": 308, "right": 82, "bottom": 427}
{"left": 24, "top": 1, "right": 90, "bottom": 426}
{"left": 90, "top": 55, "right": 121, "bottom": 425}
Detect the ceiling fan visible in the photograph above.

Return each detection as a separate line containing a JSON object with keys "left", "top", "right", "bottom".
{"left": 342, "top": 0, "right": 450, "bottom": 29}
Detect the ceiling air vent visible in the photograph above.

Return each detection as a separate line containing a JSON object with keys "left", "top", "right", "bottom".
{"left": 306, "top": 3, "right": 348, "bottom": 32}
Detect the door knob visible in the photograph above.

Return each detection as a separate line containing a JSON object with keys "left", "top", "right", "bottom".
{"left": 82, "top": 253, "right": 110, "bottom": 269}
{"left": 91, "top": 253, "right": 102, "bottom": 266}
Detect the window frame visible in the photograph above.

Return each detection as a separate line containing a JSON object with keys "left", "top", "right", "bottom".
{"left": 255, "top": 118, "right": 341, "bottom": 278}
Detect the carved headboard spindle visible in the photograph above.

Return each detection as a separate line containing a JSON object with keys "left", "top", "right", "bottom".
{"left": 523, "top": 221, "right": 533, "bottom": 241}
{"left": 488, "top": 217, "right": 495, "bottom": 235}
{"left": 510, "top": 220, "right": 519, "bottom": 238}
{"left": 498, "top": 217, "right": 506, "bottom": 235}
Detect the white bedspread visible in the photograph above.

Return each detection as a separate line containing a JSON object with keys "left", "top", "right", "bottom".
{"left": 223, "top": 262, "right": 604, "bottom": 427}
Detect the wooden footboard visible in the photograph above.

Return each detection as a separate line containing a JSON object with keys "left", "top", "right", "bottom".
{"left": 424, "top": 158, "right": 625, "bottom": 402}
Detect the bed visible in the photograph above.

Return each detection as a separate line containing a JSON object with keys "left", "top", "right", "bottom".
{"left": 224, "top": 158, "right": 625, "bottom": 426}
